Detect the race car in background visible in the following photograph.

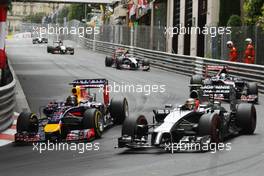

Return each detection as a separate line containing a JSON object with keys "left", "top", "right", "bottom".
{"left": 189, "top": 65, "right": 258, "bottom": 103}
{"left": 32, "top": 37, "right": 48, "bottom": 44}
{"left": 15, "top": 79, "right": 128, "bottom": 143}
{"left": 47, "top": 40, "right": 74, "bottom": 55}
{"left": 105, "top": 48, "right": 150, "bottom": 71}
{"left": 118, "top": 86, "right": 257, "bottom": 152}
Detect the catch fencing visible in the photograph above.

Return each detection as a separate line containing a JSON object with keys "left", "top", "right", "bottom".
{"left": 75, "top": 37, "right": 264, "bottom": 94}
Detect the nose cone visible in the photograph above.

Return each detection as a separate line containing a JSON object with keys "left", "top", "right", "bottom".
{"left": 44, "top": 124, "right": 61, "bottom": 133}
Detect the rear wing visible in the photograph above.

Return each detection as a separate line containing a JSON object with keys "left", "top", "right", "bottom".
{"left": 205, "top": 65, "right": 229, "bottom": 77}
{"left": 70, "top": 79, "right": 108, "bottom": 88}
{"left": 200, "top": 85, "right": 237, "bottom": 111}
{"left": 70, "top": 79, "right": 109, "bottom": 105}
{"left": 201, "top": 85, "right": 231, "bottom": 99}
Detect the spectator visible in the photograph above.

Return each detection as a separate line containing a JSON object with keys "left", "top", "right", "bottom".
{"left": 244, "top": 38, "right": 255, "bottom": 64}
{"left": 226, "top": 41, "right": 238, "bottom": 62}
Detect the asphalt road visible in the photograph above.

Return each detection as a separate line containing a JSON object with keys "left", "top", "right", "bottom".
{"left": 1, "top": 38, "right": 264, "bottom": 176}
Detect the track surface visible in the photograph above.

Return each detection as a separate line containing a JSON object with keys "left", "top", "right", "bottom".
{"left": 1, "top": 39, "right": 264, "bottom": 176}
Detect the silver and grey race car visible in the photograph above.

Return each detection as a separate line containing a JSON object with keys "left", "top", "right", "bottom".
{"left": 32, "top": 37, "right": 48, "bottom": 44}
{"left": 105, "top": 48, "right": 150, "bottom": 71}
{"left": 47, "top": 41, "right": 74, "bottom": 55}
{"left": 118, "top": 87, "right": 256, "bottom": 152}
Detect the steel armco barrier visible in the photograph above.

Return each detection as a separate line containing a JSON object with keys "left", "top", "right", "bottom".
{"left": 75, "top": 37, "right": 264, "bottom": 94}
{"left": 0, "top": 63, "right": 16, "bottom": 132}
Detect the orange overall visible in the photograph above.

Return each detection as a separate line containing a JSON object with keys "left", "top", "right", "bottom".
{"left": 229, "top": 46, "right": 238, "bottom": 62}
{"left": 244, "top": 44, "right": 255, "bottom": 64}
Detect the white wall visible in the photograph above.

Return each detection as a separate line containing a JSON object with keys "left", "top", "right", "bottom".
{"left": 177, "top": 0, "right": 185, "bottom": 55}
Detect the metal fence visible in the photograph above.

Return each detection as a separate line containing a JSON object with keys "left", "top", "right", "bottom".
{"left": 67, "top": 21, "right": 264, "bottom": 65}
{"left": 19, "top": 21, "right": 264, "bottom": 93}
{"left": 205, "top": 26, "right": 264, "bottom": 65}
{"left": 75, "top": 37, "right": 264, "bottom": 94}
{"left": 20, "top": 21, "right": 264, "bottom": 65}
{"left": 65, "top": 20, "right": 167, "bottom": 52}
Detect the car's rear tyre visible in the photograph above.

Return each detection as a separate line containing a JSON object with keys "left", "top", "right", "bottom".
{"left": 247, "top": 82, "right": 258, "bottom": 94}
{"left": 70, "top": 49, "right": 74, "bottom": 55}
{"left": 122, "top": 115, "right": 148, "bottom": 139}
{"left": 247, "top": 82, "right": 258, "bottom": 103}
{"left": 190, "top": 75, "right": 203, "bottom": 85}
{"left": 16, "top": 112, "right": 39, "bottom": 133}
{"left": 47, "top": 46, "right": 52, "bottom": 53}
{"left": 82, "top": 109, "right": 103, "bottom": 138}
{"left": 142, "top": 59, "right": 150, "bottom": 66}
{"left": 142, "top": 59, "right": 150, "bottom": 71}
{"left": 105, "top": 56, "right": 113, "bottom": 67}
{"left": 236, "top": 103, "right": 256, "bottom": 134}
{"left": 110, "top": 97, "right": 128, "bottom": 125}
{"left": 198, "top": 113, "right": 221, "bottom": 143}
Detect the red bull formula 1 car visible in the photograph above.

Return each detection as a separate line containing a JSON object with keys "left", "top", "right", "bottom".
{"left": 190, "top": 65, "right": 258, "bottom": 103}
{"left": 105, "top": 48, "right": 150, "bottom": 71}
{"left": 15, "top": 79, "right": 128, "bottom": 143}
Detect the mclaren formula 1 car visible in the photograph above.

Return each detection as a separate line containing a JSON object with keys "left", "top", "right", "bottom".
{"left": 32, "top": 37, "right": 48, "bottom": 44}
{"left": 118, "top": 86, "right": 256, "bottom": 152}
{"left": 190, "top": 65, "right": 258, "bottom": 103}
{"left": 105, "top": 48, "right": 150, "bottom": 71}
{"left": 15, "top": 79, "right": 128, "bottom": 143}
{"left": 47, "top": 41, "right": 74, "bottom": 55}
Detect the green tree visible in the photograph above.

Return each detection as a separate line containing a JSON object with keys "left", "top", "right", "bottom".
{"left": 243, "top": 0, "right": 263, "bottom": 25}
{"left": 219, "top": 0, "right": 241, "bottom": 26}
{"left": 68, "top": 4, "right": 91, "bottom": 21}
{"left": 57, "top": 6, "right": 69, "bottom": 24}
{"left": 23, "top": 12, "right": 46, "bottom": 23}
{"left": 256, "top": 4, "right": 264, "bottom": 29}
{"left": 227, "top": 15, "right": 242, "bottom": 26}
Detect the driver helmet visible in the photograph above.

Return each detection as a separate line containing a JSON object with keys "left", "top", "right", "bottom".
{"left": 65, "top": 95, "right": 78, "bottom": 106}
{"left": 87, "top": 93, "right": 95, "bottom": 102}
{"left": 226, "top": 41, "right": 233, "bottom": 48}
{"left": 220, "top": 73, "right": 226, "bottom": 79}
{"left": 245, "top": 38, "right": 252, "bottom": 44}
{"left": 185, "top": 98, "right": 195, "bottom": 110}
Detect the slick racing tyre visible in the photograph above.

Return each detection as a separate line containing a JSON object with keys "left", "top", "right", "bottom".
{"left": 247, "top": 82, "right": 258, "bottom": 103}
{"left": 190, "top": 75, "right": 203, "bottom": 85}
{"left": 47, "top": 46, "right": 53, "bottom": 53}
{"left": 105, "top": 56, "right": 113, "bottom": 67}
{"left": 70, "top": 48, "right": 74, "bottom": 55}
{"left": 122, "top": 115, "right": 148, "bottom": 139}
{"left": 110, "top": 97, "right": 129, "bottom": 125}
{"left": 142, "top": 59, "right": 150, "bottom": 66}
{"left": 142, "top": 58, "right": 150, "bottom": 71}
{"left": 82, "top": 109, "right": 103, "bottom": 138}
{"left": 236, "top": 103, "right": 256, "bottom": 134}
{"left": 190, "top": 75, "right": 203, "bottom": 93}
{"left": 198, "top": 112, "right": 221, "bottom": 143}
{"left": 16, "top": 112, "right": 39, "bottom": 133}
